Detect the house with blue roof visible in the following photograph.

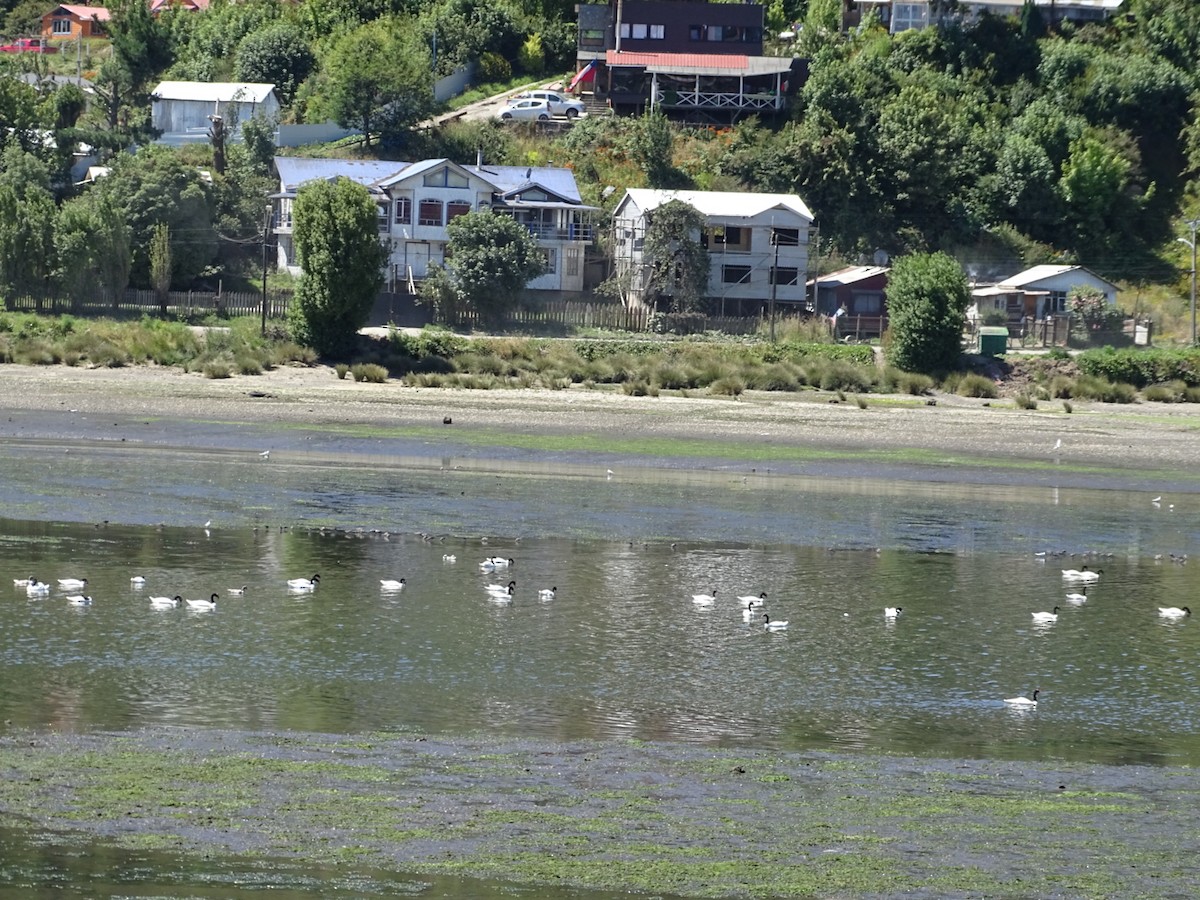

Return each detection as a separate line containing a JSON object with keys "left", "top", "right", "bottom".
{"left": 272, "top": 156, "right": 596, "bottom": 295}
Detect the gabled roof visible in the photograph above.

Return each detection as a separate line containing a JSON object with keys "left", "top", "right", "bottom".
{"left": 49, "top": 4, "right": 111, "bottom": 20}
{"left": 617, "top": 188, "right": 813, "bottom": 223}
{"left": 998, "top": 265, "right": 1118, "bottom": 292}
{"left": 152, "top": 81, "right": 277, "bottom": 103}
{"left": 272, "top": 157, "right": 586, "bottom": 205}
{"left": 606, "top": 50, "right": 794, "bottom": 76}
{"left": 814, "top": 266, "right": 888, "bottom": 287}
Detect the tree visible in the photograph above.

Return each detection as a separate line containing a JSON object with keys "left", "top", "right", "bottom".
{"left": 641, "top": 200, "right": 709, "bottom": 313}
{"left": 0, "top": 146, "right": 56, "bottom": 301}
{"left": 56, "top": 191, "right": 131, "bottom": 308}
{"left": 149, "top": 223, "right": 173, "bottom": 315}
{"left": 421, "top": 209, "right": 544, "bottom": 325}
{"left": 312, "top": 18, "right": 434, "bottom": 149}
{"left": 629, "top": 111, "right": 679, "bottom": 188}
{"left": 289, "top": 177, "right": 386, "bottom": 356}
{"left": 234, "top": 22, "right": 316, "bottom": 105}
{"left": 885, "top": 252, "right": 970, "bottom": 374}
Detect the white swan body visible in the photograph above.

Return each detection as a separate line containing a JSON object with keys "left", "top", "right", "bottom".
{"left": 480, "top": 557, "right": 513, "bottom": 570}
{"left": 486, "top": 580, "right": 516, "bottom": 596}
{"left": 763, "top": 614, "right": 789, "bottom": 631}
{"left": 884, "top": 606, "right": 902, "bottom": 618}
{"left": 486, "top": 585, "right": 514, "bottom": 603}
{"left": 1004, "top": 689, "right": 1039, "bottom": 706}
{"left": 57, "top": 578, "right": 88, "bottom": 590}
{"left": 150, "top": 595, "right": 182, "bottom": 608}
{"left": 1062, "top": 568, "right": 1101, "bottom": 582}
{"left": 691, "top": 591, "right": 717, "bottom": 606}
{"left": 186, "top": 593, "right": 219, "bottom": 610}
{"left": 1032, "top": 606, "right": 1061, "bottom": 623}
{"left": 130, "top": 575, "right": 146, "bottom": 585}
{"left": 442, "top": 554, "right": 456, "bottom": 562}
{"left": 1158, "top": 606, "right": 1191, "bottom": 619}
{"left": 25, "top": 579, "right": 50, "bottom": 595}
{"left": 380, "top": 579, "right": 407, "bottom": 591}
{"left": 67, "top": 595, "right": 93, "bottom": 606}
{"left": 226, "top": 586, "right": 246, "bottom": 595}
{"left": 287, "top": 574, "right": 320, "bottom": 590}
{"left": 1065, "top": 591, "right": 1087, "bottom": 604}
{"left": 737, "top": 592, "right": 767, "bottom": 607}
{"left": 538, "top": 587, "right": 556, "bottom": 600}
{"left": 13, "top": 576, "right": 33, "bottom": 586}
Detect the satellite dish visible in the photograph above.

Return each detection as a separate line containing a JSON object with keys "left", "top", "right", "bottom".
{"left": 872, "top": 249, "right": 890, "bottom": 266}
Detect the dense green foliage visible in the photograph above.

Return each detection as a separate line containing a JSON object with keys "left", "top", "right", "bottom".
{"left": 1075, "top": 346, "right": 1200, "bottom": 387}
{"left": 289, "top": 177, "right": 386, "bottom": 356}
{"left": 885, "top": 252, "right": 971, "bottom": 373}
{"left": 638, "top": 200, "right": 710, "bottom": 312}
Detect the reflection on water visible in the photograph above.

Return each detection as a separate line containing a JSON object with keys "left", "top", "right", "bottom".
{"left": 1, "top": 515, "right": 1198, "bottom": 765}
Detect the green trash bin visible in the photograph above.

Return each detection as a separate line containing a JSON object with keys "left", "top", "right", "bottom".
{"left": 979, "top": 326, "right": 1008, "bottom": 356}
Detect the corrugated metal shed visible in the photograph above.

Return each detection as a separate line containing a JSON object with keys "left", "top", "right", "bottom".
{"left": 152, "top": 81, "right": 278, "bottom": 104}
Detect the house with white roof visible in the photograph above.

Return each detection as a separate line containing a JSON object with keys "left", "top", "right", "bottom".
{"left": 152, "top": 81, "right": 281, "bottom": 144}
{"left": 969, "top": 264, "right": 1119, "bottom": 325}
{"left": 843, "top": 0, "right": 1122, "bottom": 34}
{"left": 272, "top": 156, "right": 596, "bottom": 295}
{"left": 610, "top": 188, "right": 813, "bottom": 309}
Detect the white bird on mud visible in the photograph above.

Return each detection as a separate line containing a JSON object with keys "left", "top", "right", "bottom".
{"left": 1004, "top": 689, "right": 1039, "bottom": 707}
{"left": 762, "top": 614, "right": 789, "bottom": 631}
{"left": 287, "top": 574, "right": 319, "bottom": 590}
{"left": 1158, "top": 606, "right": 1191, "bottom": 619}
{"left": 150, "top": 595, "right": 182, "bottom": 609}
{"left": 1032, "top": 607, "right": 1061, "bottom": 623}
{"left": 57, "top": 578, "right": 87, "bottom": 590}
{"left": 380, "top": 579, "right": 407, "bottom": 591}
{"left": 186, "top": 593, "right": 219, "bottom": 610}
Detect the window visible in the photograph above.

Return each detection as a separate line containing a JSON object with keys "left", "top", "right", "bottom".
{"left": 565, "top": 248, "right": 581, "bottom": 277}
{"left": 1048, "top": 290, "right": 1068, "bottom": 313}
{"left": 376, "top": 202, "right": 391, "bottom": 233}
{"left": 649, "top": 24, "right": 664, "bottom": 39}
{"left": 689, "top": 24, "right": 705, "bottom": 40}
{"left": 891, "top": 2, "right": 929, "bottom": 33}
{"left": 418, "top": 200, "right": 443, "bottom": 227}
{"left": 423, "top": 167, "right": 469, "bottom": 188}
{"left": 704, "top": 226, "right": 750, "bottom": 252}
{"left": 541, "top": 248, "right": 558, "bottom": 273}
{"left": 853, "top": 292, "right": 882, "bottom": 314}
{"left": 446, "top": 200, "right": 471, "bottom": 222}
{"left": 722, "top": 265, "right": 751, "bottom": 285}
{"left": 52, "top": 17, "right": 72, "bottom": 33}
{"left": 394, "top": 197, "right": 411, "bottom": 225}
{"left": 772, "top": 228, "right": 801, "bottom": 246}
{"left": 631, "top": 23, "right": 647, "bottom": 39}
{"left": 770, "top": 267, "right": 799, "bottom": 286}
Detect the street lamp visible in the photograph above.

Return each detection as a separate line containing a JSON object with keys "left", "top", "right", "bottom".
{"left": 1177, "top": 217, "right": 1199, "bottom": 346}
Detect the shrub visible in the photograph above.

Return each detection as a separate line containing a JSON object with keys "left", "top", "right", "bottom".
{"left": 203, "top": 360, "right": 233, "bottom": 379}
{"left": 1076, "top": 347, "right": 1200, "bottom": 387}
{"left": 335, "top": 363, "right": 350, "bottom": 380}
{"left": 1062, "top": 401, "right": 1073, "bottom": 413}
{"left": 351, "top": 363, "right": 389, "bottom": 383}
{"left": 1047, "top": 375, "right": 1075, "bottom": 398}
{"left": 956, "top": 373, "right": 998, "bottom": 398}
{"left": 709, "top": 375, "right": 745, "bottom": 396}
{"left": 1142, "top": 381, "right": 1188, "bottom": 402}
{"left": 1014, "top": 393, "right": 1038, "bottom": 409}
{"left": 1072, "top": 374, "right": 1136, "bottom": 403}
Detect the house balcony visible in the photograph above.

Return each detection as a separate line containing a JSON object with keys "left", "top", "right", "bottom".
{"left": 520, "top": 222, "right": 595, "bottom": 242}
{"left": 653, "top": 88, "right": 784, "bottom": 112}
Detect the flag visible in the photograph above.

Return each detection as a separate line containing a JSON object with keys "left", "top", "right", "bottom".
{"left": 569, "top": 59, "right": 598, "bottom": 91}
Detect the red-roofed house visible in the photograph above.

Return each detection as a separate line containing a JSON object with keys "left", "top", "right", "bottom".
{"left": 42, "top": 4, "right": 110, "bottom": 40}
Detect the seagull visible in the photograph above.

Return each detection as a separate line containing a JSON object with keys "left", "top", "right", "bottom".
{"left": 1004, "top": 689, "right": 1039, "bottom": 706}
{"left": 1053, "top": 439, "right": 1062, "bottom": 451}
{"left": 259, "top": 450, "right": 271, "bottom": 459}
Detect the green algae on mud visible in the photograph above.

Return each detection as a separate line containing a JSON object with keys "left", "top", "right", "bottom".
{"left": 2, "top": 729, "right": 1199, "bottom": 898}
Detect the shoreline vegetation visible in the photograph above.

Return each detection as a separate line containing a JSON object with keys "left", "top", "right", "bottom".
{"left": 3, "top": 318, "right": 1200, "bottom": 896}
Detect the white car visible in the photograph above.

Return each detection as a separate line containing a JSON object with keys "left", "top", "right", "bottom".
{"left": 497, "top": 98, "right": 552, "bottom": 121}
{"left": 515, "top": 90, "right": 586, "bottom": 119}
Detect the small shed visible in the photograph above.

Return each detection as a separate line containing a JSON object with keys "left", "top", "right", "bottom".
{"left": 151, "top": 81, "right": 280, "bottom": 143}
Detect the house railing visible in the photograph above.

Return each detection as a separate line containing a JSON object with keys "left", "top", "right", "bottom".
{"left": 520, "top": 223, "right": 596, "bottom": 241}
{"left": 655, "top": 90, "right": 783, "bottom": 111}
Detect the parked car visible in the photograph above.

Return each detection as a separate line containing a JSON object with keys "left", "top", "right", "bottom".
{"left": 0, "top": 37, "right": 57, "bottom": 53}
{"left": 497, "top": 98, "right": 552, "bottom": 122}
{"left": 515, "top": 90, "right": 585, "bottom": 119}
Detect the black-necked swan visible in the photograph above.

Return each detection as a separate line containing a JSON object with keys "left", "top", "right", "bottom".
{"left": 691, "top": 591, "right": 717, "bottom": 606}
{"left": 380, "top": 579, "right": 407, "bottom": 591}
{"left": 884, "top": 606, "right": 902, "bottom": 618}
{"left": 1158, "top": 606, "right": 1191, "bottom": 619}
{"left": 130, "top": 575, "right": 146, "bottom": 585}
{"left": 486, "top": 580, "right": 516, "bottom": 595}
{"left": 1004, "top": 689, "right": 1039, "bottom": 706}
{"left": 150, "top": 595, "right": 182, "bottom": 608}
{"left": 287, "top": 574, "right": 319, "bottom": 589}
{"left": 1065, "top": 590, "right": 1087, "bottom": 604}
{"left": 762, "top": 614, "right": 789, "bottom": 631}
{"left": 186, "top": 593, "right": 219, "bottom": 610}
{"left": 57, "top": 578, "right": 88, "bottom": 590}
{"left": 538, "top": 587, "right": 557, "bottom": 600}
{"left": 226, "top": 586, "right": 246, "bottom": 595}
{"left": 67, "top": 595, "right": 93, "bottom": 606}
{"left": 1032, "top": 607, "right": 1061, "bottom": 623}
{"left": 737, "top": 592, "right": 767, "bottom": 607}
{"left": 26, "top": 579, "right": 50, "bottom": 595}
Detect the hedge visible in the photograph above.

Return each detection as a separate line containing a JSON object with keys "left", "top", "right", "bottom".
{"left": 1075, "top": 347, "right": 1200, "bottom": 387}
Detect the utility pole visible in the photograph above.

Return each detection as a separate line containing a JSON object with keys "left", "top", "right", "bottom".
{"left": 769, "top": 227, "right": 779, "bottom": 342}
{"left": 261, "top": 204, "right": 271, "bottom": 336}
{"left": 1178, "top": 219, "right": 1199, "bottom": 346}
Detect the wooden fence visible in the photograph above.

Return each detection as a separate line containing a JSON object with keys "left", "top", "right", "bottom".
{"left": 3, "top": 288, "right": 293, "bottom": 320}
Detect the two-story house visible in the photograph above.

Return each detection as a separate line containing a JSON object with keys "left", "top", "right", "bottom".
{"left": 611, "top": 188, "right": 814, "bottom": 312}
{"left": 575, "top": 0, "right": 803, "bottom": 121}
{"left": 272, "top": 157, "right": 595, "bottom": 296}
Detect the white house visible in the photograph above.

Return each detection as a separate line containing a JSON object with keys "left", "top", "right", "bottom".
{"left": 152, "top": 81, "right": 281, "bottom": 144}
{"left": 611, "top": 188, "right": 813, "bottom": 310}
{"left": 272, "top": 157, "right": 595, "bottom": 295}
{"left": 844, "top": 0, "right": 1122, "bottom": 34}
{"left": 969, "top": 264, "right": 1119, "bottom": 325}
